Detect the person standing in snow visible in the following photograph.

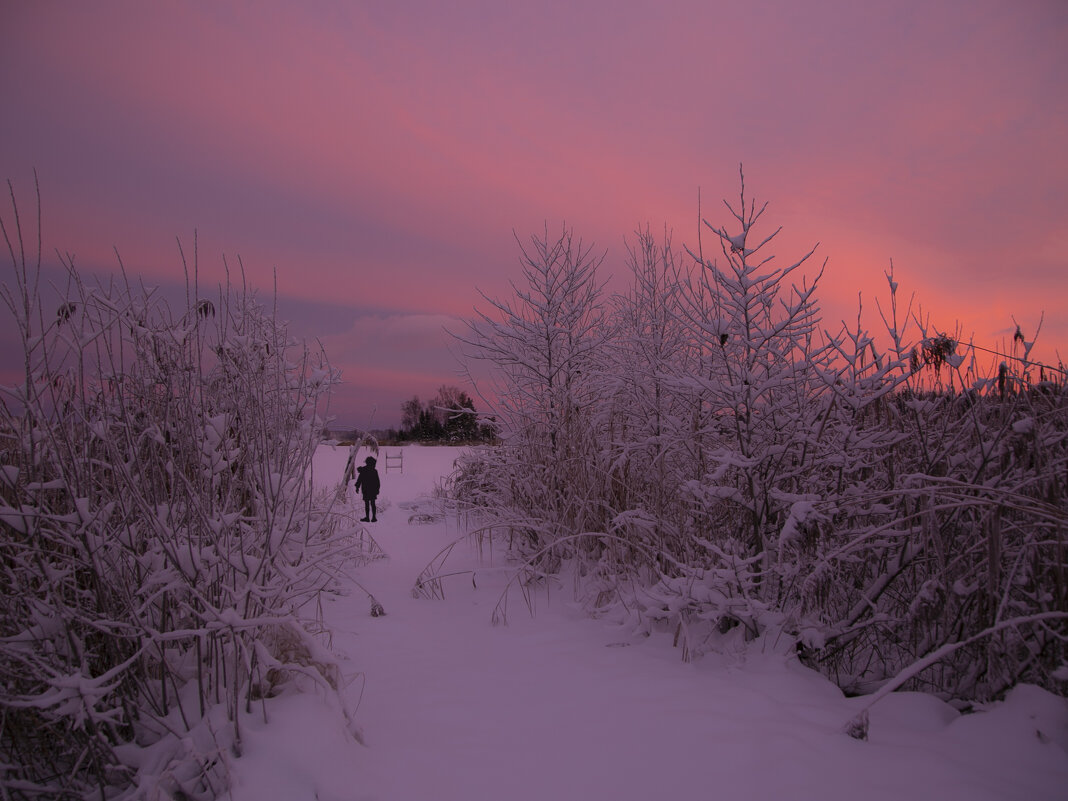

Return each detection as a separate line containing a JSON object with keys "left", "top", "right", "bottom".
{"left": 354, "top": 456, "right": 381, "bottom": 522}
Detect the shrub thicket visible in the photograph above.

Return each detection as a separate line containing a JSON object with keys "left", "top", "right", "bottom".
{"left": 448, "top": 171, "right": 1068, "bottom": 704}
{"left": 0, "top": 184, "right": 367, "bottom": 799}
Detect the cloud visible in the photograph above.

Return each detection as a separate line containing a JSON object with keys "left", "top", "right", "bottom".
{"left": 3, "top": 0, "right": 1065, "bottom": 422}
{"left": 317, "top": 311, "right": 468, "bottom": 426}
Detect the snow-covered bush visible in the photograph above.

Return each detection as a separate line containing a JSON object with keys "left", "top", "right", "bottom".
{"left": 797, "top": 322, "right": 1068, "bottom": 700}
{"left": 0, "top": 187, "right": 356, "bottom": 798}
{"left": 452, "top": 170, "right": 1067, "bottom": 704}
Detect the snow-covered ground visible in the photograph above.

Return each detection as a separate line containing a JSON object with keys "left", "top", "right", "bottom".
{"left": 228, "top": 444, "right": 1068, "bottom": 801}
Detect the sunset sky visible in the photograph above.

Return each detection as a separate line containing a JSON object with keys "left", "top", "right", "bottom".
{"left": 2, "top": 1, "right": 1066, "bottom": 429}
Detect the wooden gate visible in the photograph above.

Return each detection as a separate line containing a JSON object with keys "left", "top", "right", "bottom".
{"left": 384, "top": 450, "right": 403, "bottom": 474}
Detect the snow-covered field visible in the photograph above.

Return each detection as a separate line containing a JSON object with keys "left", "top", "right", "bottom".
{"left": 228, "top": 444, "right": 1068, "bottom": 801}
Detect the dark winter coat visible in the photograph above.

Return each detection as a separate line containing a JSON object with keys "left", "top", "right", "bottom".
{"left": 355, "top": 464, "right": 380, "bottom": 500}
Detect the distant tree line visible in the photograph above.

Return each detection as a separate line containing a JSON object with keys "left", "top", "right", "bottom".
{"left": 392, "top": 384, "right": 498, "bottom": 443}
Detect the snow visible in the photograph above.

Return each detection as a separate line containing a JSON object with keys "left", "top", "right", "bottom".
{"left": 228, "top": 444, "right": 1068, "bottom": 801}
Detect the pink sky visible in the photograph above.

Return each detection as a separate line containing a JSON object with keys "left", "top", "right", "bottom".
{"left": 2, "top": 1, "right": 1066, "bottom": 428}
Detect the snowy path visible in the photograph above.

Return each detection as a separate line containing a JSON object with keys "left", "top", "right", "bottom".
{"left": 229, "top": 446, "right": 1068, "bottom": 801}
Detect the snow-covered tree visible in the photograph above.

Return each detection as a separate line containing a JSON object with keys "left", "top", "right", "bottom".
{"left": 453, "top": 225, "right": 607, "bottom": 554}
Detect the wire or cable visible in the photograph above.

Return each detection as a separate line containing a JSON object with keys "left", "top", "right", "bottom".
{"left": 959, "top": 340, "right": 1066, "bottom": 377}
